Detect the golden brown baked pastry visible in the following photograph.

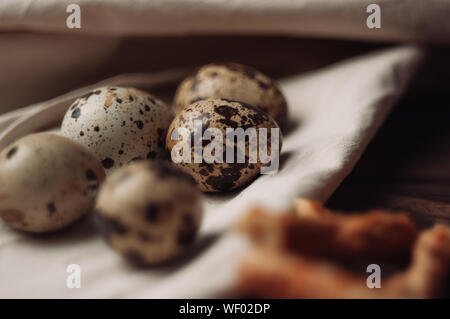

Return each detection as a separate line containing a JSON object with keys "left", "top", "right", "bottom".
{"left": 237, "top": 199, "right": 418, "bottom": 263}
{"left": 236, "top": 198, "right": 450, "bottom": 298}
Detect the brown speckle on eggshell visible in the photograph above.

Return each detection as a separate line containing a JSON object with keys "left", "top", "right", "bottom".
{"left": 0, "top": 133, "right": 105, "bottom": 233}
{"left": 61, "top": 86, "right": 173, "bottom": 173}
{"left": 166, "top": 98, "right": 282, "bottom": 192}
{"left": 173, "top": 63, "right": 288, "bottom": 130}
{"left": 95, "top": 161, "right": 202, "bottom": 265}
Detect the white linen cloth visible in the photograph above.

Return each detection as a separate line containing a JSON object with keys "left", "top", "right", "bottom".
{"left": 0, "top": 46, "right": 423, "bottom": 298}
{"left": 0, "top": 0, "right": 428, "bottom": 298}
{"left": 1, "top": 0, "right": 449, "bottom": 41}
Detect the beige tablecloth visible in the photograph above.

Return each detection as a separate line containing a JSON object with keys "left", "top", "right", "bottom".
{"left": 0, "top": 0, "right": 439, "bottom": 298}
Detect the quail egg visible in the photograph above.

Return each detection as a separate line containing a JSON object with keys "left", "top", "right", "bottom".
{"left": 0, "top": 133, "right": 105, "bottom": 233}
{"left": 61, "top": 86, "right": 173, "bottom": 173}
{"left": 166, "top": 98, "right": 282, "bottom": 192}
{"left": 173, "top": 63, "right": 288, "bottom": 130}
{"left": 95, "top": 160, "right": 203, "bottom": 265}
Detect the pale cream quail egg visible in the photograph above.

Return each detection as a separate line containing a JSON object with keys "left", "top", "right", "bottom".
{"left": 173, "top": 62, "right": 288, "bottom": 130}
{"left": 166, "top": 98, "right": 282, "bottom": 192}
{"left": 95, "top": 160, "right": 203, "bottom": 265}
{"left": 61, "top": 86, "right": 173, "bottom": 173}
{"left": 0, "top": 133, "right": 105, "bottom": 233}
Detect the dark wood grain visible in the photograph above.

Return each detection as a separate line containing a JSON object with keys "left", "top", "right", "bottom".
{"left": 328, "top": 51, "right": 450, "bottom": 228}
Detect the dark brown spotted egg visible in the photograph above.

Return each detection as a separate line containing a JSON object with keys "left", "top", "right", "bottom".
{"left": 61, "top": 86, "right": 173, "bottom": 174}
{"left": 95, "top": 161, "right": 203, "bottom": 265}
{"left": 173, "top": 62, "right": 288, "bottom": 130}
{"left": 166, "top": 98, "right": 282, "bottom": 192}
{"left": 0, "top": 133, "right": 105, "bottom": 233}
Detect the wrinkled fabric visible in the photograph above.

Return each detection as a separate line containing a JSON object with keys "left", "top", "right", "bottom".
{"left": 1, "top": 0, "right": 449, "bottom": 41}
{"left": 0, "top": 0, "right": 429, "bottom": 298}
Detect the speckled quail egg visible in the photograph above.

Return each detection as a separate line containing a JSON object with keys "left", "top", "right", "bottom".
{"left": 95, "top": 160, "right": 203, "bottom": 265}
{"left": 173, "top": 62, "right": 288, "bottom": 130}
{"left": 61, "top": 86, "right": 173, "bottom": 173}
{"left": 166, "top": 98, "right": 282, "bottom": 192}
{"left": 0, "top": 133, "right": 105, "bottom": 233}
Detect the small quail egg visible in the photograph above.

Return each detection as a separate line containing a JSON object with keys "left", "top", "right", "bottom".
{"left": 61, "top": 86, "right": 173, "bottom": 173}
{"left": 166, "top": 98, "right": 282, "bottom": 192}
{"left": 95, "top": 160, "right": 203, "bottom": 265}
{"left": 173, "top": 62, "right": 288, "bottom": 130}
{"left": 0, "top": 133, "right": 105, "bottom": 233}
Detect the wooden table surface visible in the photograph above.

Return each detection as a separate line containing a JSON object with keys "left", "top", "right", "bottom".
{"left": 327, "top": 51, "right": 450, "bottom": 227}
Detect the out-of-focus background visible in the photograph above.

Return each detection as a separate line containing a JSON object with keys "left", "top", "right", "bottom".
{"left": 0, "top": 0, "right": 449, "bottom": 298}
